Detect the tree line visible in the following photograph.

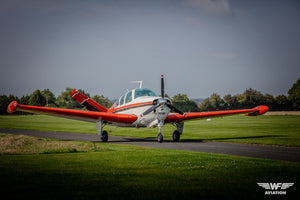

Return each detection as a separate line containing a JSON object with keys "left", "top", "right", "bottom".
{"left": 169, "top": 78, "right": 300, "bottom": 112}
{"left": 0, "top": 87, "right": 112, "bottom": 115}
{"left": 1, "top": 78, "right": 299, "bottom": 114}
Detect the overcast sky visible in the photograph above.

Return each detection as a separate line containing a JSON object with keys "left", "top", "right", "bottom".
{"left": 1, "top": 0, "right": 300, "bottom": 99}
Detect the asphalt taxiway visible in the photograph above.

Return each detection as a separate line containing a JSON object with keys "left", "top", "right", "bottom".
{"left": 1, "top": 128, "right": 299, "bottom": 162}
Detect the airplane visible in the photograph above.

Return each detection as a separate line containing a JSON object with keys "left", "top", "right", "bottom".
{"left": 7, "top": 75, "right": 269, "bottom": 143}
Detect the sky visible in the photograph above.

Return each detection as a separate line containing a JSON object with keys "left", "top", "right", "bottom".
{"left": 1, "top": 0, "right": 300, "bottom": 99}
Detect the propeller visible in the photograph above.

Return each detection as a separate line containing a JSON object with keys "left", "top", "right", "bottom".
{"left": 142, "top": 75, "right": 185, "bottom": 116}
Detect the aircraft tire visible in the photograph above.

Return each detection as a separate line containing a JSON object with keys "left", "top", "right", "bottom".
{"left": 172, "top": 130, "right": 180, "bottom": 142}
{"left": 101, "top": 131, "right": 108, "bottom": 142}
{"left": 158, "top": 133, "right": 163, "bottom": 143}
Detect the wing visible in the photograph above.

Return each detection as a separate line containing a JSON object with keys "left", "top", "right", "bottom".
{"left": 281, "top": 183, "right": 294, "bottom": 190}
{"left": 257, "top": 183, "right": 270, "bottom": 190}
{"left": 165, "top": 105, "right": 269, "bottom": 124}
{"left": 7, "top": 101, "right": 137, "bottom": 124}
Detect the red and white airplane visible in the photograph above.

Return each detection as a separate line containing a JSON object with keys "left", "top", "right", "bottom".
{"left": 7, "top": 75, "right": 269, "bottom": 143}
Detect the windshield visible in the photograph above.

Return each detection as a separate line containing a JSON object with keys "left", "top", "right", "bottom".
{"left": 134, "top": 88, "right": 157, "bottom": 99}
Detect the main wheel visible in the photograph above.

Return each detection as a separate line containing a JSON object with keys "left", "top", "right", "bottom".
{"left": 101, "top": 130, "right": 108, "bottom": 142}
{"left": 173, "top": 130, "right": 180, "bottom": 142}
{"left": 158, "top": 133, "right": 164, "bottom": 143}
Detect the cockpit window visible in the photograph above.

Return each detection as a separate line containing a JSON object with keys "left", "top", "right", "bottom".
{"left": 125, "top": 91, "right": 132, "bottom": 104}
{"left": 115, "top": 100, "right": 119, "bottom": 107}
{"left": 119, "top": 95, "right": 125, "bottom": 106}
{"left": 134, "top": 88, "right": 157, "bottom": 99}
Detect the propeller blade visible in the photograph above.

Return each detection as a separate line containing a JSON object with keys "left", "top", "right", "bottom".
{"left": 161, "top": 75, "right": 164, "bottom": 98}
{"left": 166, "top": 103, "right": 185, "bottom": 116}
{"left": 142, "top": 104, "right": 160, "bottom": 116}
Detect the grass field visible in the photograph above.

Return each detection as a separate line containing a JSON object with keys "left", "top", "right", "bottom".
{"left": 0, "top": 115, "right": 299, "bottom": 199}
{"left": 0, "top": 134, "right": 299, "bottom": 199}
{"left": 1, "top": 114, "right": 299, "bottom": 146}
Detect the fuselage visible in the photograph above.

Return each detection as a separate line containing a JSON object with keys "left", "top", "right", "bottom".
{"left": 107, "top": 88, "right": 170, "bottom": 127}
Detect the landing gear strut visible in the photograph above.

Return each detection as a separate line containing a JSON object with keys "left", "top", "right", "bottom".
{"left": 158, "top": 120, "right": 164, "bottom": 143}
{"left": 96, "top": 121, "right": 108, "bottom": 142}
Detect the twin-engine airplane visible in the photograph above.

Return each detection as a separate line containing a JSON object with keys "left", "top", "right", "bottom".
{"left": 7, "top": 75, "right": 269, "bottom": 143}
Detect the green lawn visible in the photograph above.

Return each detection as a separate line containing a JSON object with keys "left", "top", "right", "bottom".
{"left": 1, "top": 114, "right": 299, "bottom": 146}
{"left": 0, "top": 134, "right": 299, "bottom": 199}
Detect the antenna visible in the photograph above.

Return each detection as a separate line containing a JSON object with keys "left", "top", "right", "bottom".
{"left": 131, "top": 80, "right": 143, "bottom": 88}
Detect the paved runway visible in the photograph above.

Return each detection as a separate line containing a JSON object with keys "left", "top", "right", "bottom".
{"left": 1, "top": 128, "right": 299, "bottom": 162}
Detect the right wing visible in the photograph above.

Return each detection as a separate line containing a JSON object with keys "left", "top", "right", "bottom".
{"left": 7, "top": 101, "right": 137, "bottom": 124}
{"left": 165, "top": 105, "right": 269, "bottom": 123}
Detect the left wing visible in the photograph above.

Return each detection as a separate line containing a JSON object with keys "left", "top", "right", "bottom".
{"left": 165, "top": 105, "right": 268, "bottom": 123}
{"left": 7, "top": 101, "right": 137, "bottom": 124}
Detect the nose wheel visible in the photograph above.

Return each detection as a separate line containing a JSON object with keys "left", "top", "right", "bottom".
{"left": 158, "top": 132, "right": 164, "bottom": 143}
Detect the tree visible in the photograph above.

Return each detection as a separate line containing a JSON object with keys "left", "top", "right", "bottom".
{"left": 0, "top": 95, "right": 9, "bottom": 114}
{"left": 41, "top": 89, "right": 56, "bottom": 107}
{"left": 235, "top": 94, "right": 247, "bottom": 108}
{"left": 243, "top": 88, "right": 265, "bottom": 107}
{"left": 172, "top": 94, "right": 200, "bottom": 112}
{"left": 56, "top": 87, "right": 78, "bottom": 109}
{"left": 28, "top": 90, "right": 45, "bottom": 106}
{"left": 275, "top": 95, "right": 290, "bottom": 111}
{"left": 172, "top": 94, "right": 189, "bottom": 102}
{"left": 264, "top": 94, "right": 274, "bottom": 110}
{"left": 92, "top": 95, "right": 112, "bottom": 108}
{"left": 199, "top": 93, "right": 225, "bottom": 111}
{"left": 199, "top": 98, "right": 213, "bottom": 111}
{"left": 288, "top": 78, "right": 300, "bottom": 110}
{"left": 210, "top": 93, "right": 225, "bottom": 110}
{"left": 20, "top": 95, "right": 30, "bottom": 105}
{"left": 223, "top": 94, "right": 238, "bottom": 109}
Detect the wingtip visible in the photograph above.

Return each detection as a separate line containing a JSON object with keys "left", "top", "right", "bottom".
{"left": 7, "top": 101, "right": 18, "bottom": 113}
{"left": 257, "top": 105, "right": 269, "bottom": 115}
{"left": 246, "top": 105, "right": 269, "bottom": 116}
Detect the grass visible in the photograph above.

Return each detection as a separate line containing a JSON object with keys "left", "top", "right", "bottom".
{"left": 0, "top": 134, "right": 109, "bottom": 154}
{"left": 1, "top": 114, "right": 300, "bottom": 146}
{"left": 0, "top": 134, "right": 299, "bottom": 199}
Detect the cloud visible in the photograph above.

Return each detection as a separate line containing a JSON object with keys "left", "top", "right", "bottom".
{"left": 182, "top": 0, "right": 231, "bottom": 16}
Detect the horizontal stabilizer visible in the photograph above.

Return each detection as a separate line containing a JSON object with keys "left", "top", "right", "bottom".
{"left": 71, "top": 89, "right": 108, "bottom": 112}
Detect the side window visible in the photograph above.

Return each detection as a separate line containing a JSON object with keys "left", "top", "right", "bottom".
{"left": 119, "top": 95, "right": 125, "bottom": 106}
{"left": 115, "top": 100, "right": 119, "bottom": 107}
{"left": 125, "top": 91, "right": 132, "bottom": 104}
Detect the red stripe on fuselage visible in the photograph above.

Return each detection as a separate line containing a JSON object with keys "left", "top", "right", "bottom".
{"left": 108, "top": 101, "right": 153, "bottom": 113}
